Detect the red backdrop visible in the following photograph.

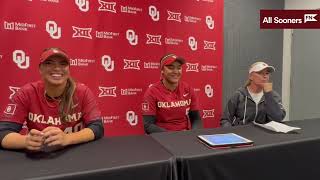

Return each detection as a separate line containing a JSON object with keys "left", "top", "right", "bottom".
{"left": 0, "top": 0, "right": 223, "bottom": 136}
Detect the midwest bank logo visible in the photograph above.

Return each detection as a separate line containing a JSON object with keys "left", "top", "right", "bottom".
{"left": 3, "top": 21, "right": 36, "bottom": 31}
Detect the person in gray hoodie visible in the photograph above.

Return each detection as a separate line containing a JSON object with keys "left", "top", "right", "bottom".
{"left": 221, "top": 61, "right": 286, "bottom": 127}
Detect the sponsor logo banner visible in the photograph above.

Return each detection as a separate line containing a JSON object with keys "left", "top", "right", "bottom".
{"left": 3, "top": 21, "right": 36, "bottom": 31}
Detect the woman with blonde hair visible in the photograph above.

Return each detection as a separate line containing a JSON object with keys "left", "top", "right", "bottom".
{"left": 221, "top": 61, "right": 286, "bottom": 127}
{"left": 0, "top": 48, "right": 104, "bottom": 152}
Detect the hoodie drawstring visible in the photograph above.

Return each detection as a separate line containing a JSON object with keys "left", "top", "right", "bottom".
{"left": 243, "top": 96, "right": 248, "bottom": 124}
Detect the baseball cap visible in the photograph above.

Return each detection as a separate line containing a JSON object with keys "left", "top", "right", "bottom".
{"left": 160, "top": 54, "right": 186, "bottom": 69}
{"left": 249, "top": 62, "right": 275, "bottom": 74}
{"left": 40, "top": 48, "right": 69, "bottom": 64}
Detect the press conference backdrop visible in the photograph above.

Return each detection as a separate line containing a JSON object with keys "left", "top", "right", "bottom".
{"left": 0, "top": 0, "right": 223, "bottom": 136}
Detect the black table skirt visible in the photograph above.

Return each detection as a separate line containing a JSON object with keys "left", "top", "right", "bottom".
{"left": 0, "top": 135, "right": 175, "bottom": 180}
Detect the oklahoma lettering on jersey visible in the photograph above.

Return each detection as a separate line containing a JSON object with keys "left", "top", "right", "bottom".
{"left": 142, "top": 81, "right": 199, "bottom": 131}
{"left": 28, "top": 112, "right": 82, "bottom": 126}
{"left": 157, "top": 99, "right": 191, "bottom": 108}
{"left": 0, "top": 81, "right": 101, "bottom": 133}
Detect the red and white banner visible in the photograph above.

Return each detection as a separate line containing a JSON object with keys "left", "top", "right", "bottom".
{"left": 0, "top": 0, "right": 223, "bottom": 136}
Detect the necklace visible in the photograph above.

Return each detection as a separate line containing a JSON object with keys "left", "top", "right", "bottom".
{"left": 44, "top": 90, "right": 61, "bottom": 108}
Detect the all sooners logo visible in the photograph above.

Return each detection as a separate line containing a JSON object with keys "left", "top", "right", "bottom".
{"left": 46, "top": 20, "right": 61, "bottom": 39}
{"left": 98, "top": 86, "right": 117, "bottom": 97}
{"left": 72, "top": 26, "right": 92, "bottom": 39}
{"left": 3, "top": 104, "right": 16, "bottom": 115}
{"left": 186, "top": 63, "right": 199, "bottom": 72}
{"left": 202, "top": 109, "right": 215, "bottom": 118}
{"left": 101, "top": 55, "right": 114, "bottom": 71}
{"left": 126, "top": 29, "right": 138, "bottom": 46}
{"left": 75, "top": 0, "right": 89, "bottom": 12}
{"left": 204, "top": 84, "right": 213, "bottom": 98}
{"left": 204, "top": 40, "right": 216, "bottom": 50}
{"left": 149, "top": 5, "right": 159, "bottom": 21}
{"left": 167, "top": 10, "right": 181, "bottom": 22}
{"left": 123, "top": 59, "right": 140, "bottom": 70}
{"left": 12, "top": 50, "right": 30, "bottom": 69}
{"left": 206, "top": 16, "right": 214, "bottom": 29}
{"left": 98, "top": 0, "right": 116, "bottom": 13}
{"left": 9, "top": 86, "right": 20, "bottom": 99}
{"left": 146, "top": 34, "right": 162, "bottom": 45}
{"left": 188, "top": 36, "right": 198, "bottom": 51}
{"left": 126, "top": 111, "right": 138, "bottom": 126}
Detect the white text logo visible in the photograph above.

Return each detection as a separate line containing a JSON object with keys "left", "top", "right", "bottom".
{"left": 101, "top": 55, "right": 114, "bottom": 71}
{"left": 188, "top": 36, "right": 198, "bottom": 51}
{"left": 206, "top": 16, "right": 214, "bottom": 29}
{"left": 72, "top": 26, "right": 92, "bottom": 39}
{"left": 12, "top": 50, "right": 30, "bottom": 69}
{"left": 144, "top": 62, "right": 160, "bottom": 69}
{"left": 202, "top": 109, "right": 215, "bottom": 118}
{"left": 4, "top": 21, "right": 14, "bottom": 30}
{"left": 46, "top": 21, "right": 61, "bottom": 39}
{"left": 126, "top": 111, "right": 138, "bottom": 126}
{"left": 205, "top": 84, "right": 213, "bottom": 98}
{"left": 123, "top": 59, "right": 140, "bottom": 70}
{"left": 304, "top": 14, "right": 317, "bottom": 23}
{"left": 167, "top": 10, "right": 181, "bottom": 22}
{"left": 4, "top": 104, "right": 17, "bottom": 115}
{"left": 204, "top": 40, "right": 216, "bottom": 50}
{"left": 186, "top": 63, "right": 199, "bottom": 72}
{"left": 121, "top": 88, "right": 142, "bottom": 96}
{"left": 3, "top": 21, "right": 36, "bottom": 31}
{"left": 98, "top": 86, "right": 117, "bottom": 97}
{"left": 70, "top": 58, "right": 95, "bottom": 67}
{"left": 98, "top": 0, "right": 116, "bottom": 13}
{"left": 9, "top": 86, "right": 20, "bottom": 99}
{"left": 149, "top": 5, "right": 159, "bottom": 21}
{"left": 146, "top": 34, "right": 162, "bottom": 45}
{"left": 126, "top": 29, "right": 138, "bottom": 46}
{"left": 75, "top": 0, "right": 89, "bottom": 12}
{"left": 142, "top": 102, "right": 149, "bottom": 111}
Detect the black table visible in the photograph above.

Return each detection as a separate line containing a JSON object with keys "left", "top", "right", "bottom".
{"left": 0, "top": 135, "right": 175, "bottom": 180}
{"left": 151, "top": 119, "right": 320, "bottom": 180}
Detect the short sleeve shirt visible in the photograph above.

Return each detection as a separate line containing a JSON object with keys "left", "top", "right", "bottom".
{"left": 0, "top": 81, "right": 101, "bottom": 133}
{"left": 142, "top": 81, "right": 199, "bottom": 131}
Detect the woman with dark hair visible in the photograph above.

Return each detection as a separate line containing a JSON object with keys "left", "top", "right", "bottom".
{"left": 142, "top": 54, "right": 202, "bottom": 134}
{"left": 0, "top": 48, "right": 104, "bottom": 152}
{"left": 221, "top": 61, "right": 286, "bottom": 127}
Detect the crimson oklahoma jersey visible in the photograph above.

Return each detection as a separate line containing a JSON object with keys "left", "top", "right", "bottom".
{"left": 142, "top": 81, "right": 199, "bottom": 131}
{"left": 1, "top": 81, "right": 101, "bottom": 133}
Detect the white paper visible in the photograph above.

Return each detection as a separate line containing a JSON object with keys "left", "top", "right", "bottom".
{"left": 253, "top": 121, "right": 301, "bottom": 133}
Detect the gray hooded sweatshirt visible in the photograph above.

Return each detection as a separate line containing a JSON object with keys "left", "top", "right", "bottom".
{"left": 220, "top": 87, "right": 286, "bottom": 127}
